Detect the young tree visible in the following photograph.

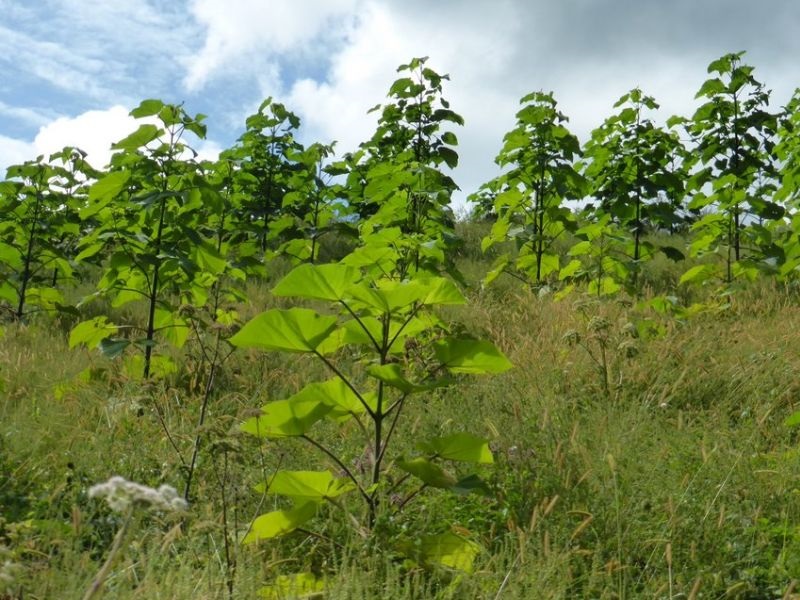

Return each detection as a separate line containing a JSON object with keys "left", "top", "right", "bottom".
{"left": 678, "top": 52, "right": 779, "bottom": 285}
{"left": 475, "top": 91, "right": 584, "bottom": 286}
{"left": 71, "top": 100, "right": 223, "bottom": 379}
{"left": 582, "top": 88, "right": 686, "bottom": 272}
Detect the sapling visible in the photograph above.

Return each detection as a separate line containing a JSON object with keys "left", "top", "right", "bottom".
{"left": 84, "top": 476, "right": 188, "bottom": 600}
{"left": 474, "top": 91, "right": 584, "bottom": 288}
{"left": 231, "top": 262, "right": 511, "bottom": 575}
{"left": 677, "top": 51, "right": 779, "bottom": 285}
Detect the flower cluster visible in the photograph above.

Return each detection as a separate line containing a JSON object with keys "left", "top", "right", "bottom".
{"left": 0, "top": 545, "right": 21, "bottom": 595}
{"left": 88, "top": 476, "right": 188, "bottom": 513}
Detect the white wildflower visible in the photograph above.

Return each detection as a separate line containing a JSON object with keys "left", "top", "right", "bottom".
{"left": 88, "top": 476, "right": 189, "bottom": 513}
{"left": 0, "top": 546, "right": 21, "bottom": 594}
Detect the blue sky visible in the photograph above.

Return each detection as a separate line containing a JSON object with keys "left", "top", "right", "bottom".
{"left": 1, "top": 0, "right": 798, "bottom": 209}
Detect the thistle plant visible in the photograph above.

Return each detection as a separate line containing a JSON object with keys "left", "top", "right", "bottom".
{"left": 83, "top": 476, "right": 187, "bottom": 600}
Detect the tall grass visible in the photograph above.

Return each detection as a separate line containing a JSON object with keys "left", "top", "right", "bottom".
{"left": 3, "top": 249, "right": 800, "bottom": 598}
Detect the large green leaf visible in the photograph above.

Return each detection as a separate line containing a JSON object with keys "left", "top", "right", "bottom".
{"left": 112, "top": 124, "right": 161, "bottom": 151}
{"left": 272, "top": 263, "right": 357, "bottom": 302}
{"left": 130, "top": 99, "right": 165, "bottom": 118}
{"left": 240, "top": 397, "right": 332, "bottom": 438}
{"left": 256, "top": 470, "right": 355, "bottom": 502}
{"left": 419, "top": 531, "right": 481, "bottom": 573}
{"left": 679, "top": 264, "right": 715, "bottom": 285}
{"left": 366, "top": 363, "right": 429, "bottom": 393}
{"left": 418, "top": 433, "right": 494, "bottom": 464}
{"left": 397, "top": 457, "right": 457, "bottom": 489}
{"left": 289, "top": 378, "right": 370, "bottom": 417}
{"left": 69, "top": 317, "right": 118, "bottom": 349}
{"left": 259, "top": 573, "right": 327, "bottom": 599}
{"left": 81, "top": 171, "right": 131, "bottom": 218}
{"left": 433, "top": 338, "right": 513, "bottom": 374}
{"left": 242, "top": 501, "right": 317, "bottom": 543}
{"left": 349, "top": 278, "right": 461, "bottom": 313}
{"left": 230, "top": 308, "right": 337, "bottom": 353}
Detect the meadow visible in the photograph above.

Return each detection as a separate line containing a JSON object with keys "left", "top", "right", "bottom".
{"left": 3, "top": 53, "right": 800, "bottom": 598}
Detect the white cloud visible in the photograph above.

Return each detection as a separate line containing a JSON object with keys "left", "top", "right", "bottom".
{"left": 184, "top": 0, "right": 359, "bottom": 91}
{"left": 0, "top": 134, "right": 36, "bottom": 174}
{"left": 31, "top": 106, "right": 139, "bottom": 169}
{"left": 282, "top": 1, "right": 529, "bottom": 207}
{"left": 0, "top": 105, "right": 222, "bottom": 175}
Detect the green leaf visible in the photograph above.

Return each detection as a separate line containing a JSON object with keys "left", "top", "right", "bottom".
{"left": 0, "top": 280, "right": 19, "bottom": 305}
{"left": 559, "top": 258, "right": 583, "bottom": 280}
{"left": 419, "top": 531, "right": 481, "bottom": 573}
{"left": 366, "top": 363, "right": 428, "bottom": 393}
{"left": 397, "top": 457, "right": 457, "bottom": 489}
{"left": 660, "top": 246, "right": 685, "bottom": 262}
{"left": 98, "top": 338, "right": 130, "bottom": 359}
{"left": 230, "top": 308, "right": 337, "bottom": 353}
{"left": 242, "top": 502, "right": 317, "bottom": 543}
{"left": 418, "top": 433, "right": 494, "bottom": 464}
{"left": 784, "top": 411, "right": 800, "bottom": 427}
{"left": 289, "top": 378, "right": 370, "bottom": 418}
{"left": 82, "top": 171, "right": 131, "bottom": 218}
{"left": 679, "top": 264, "right": 715, "bottom": 285}
{"left": 193, "top": 242, "right": 227, "bottom": 275}
{"left": 130, "top": 99, "right": 165, "bottom": 118}
{"left": 452, "top": 474, "right": 492, "bottom": 496}
{"left": 272, "top": 263, "right": 358, "bottom": 302}
{"left": 154, "top": 309, "right": 189, "bottom": 348}
{"left": 256, "top": 470, "right": 355, "bottom": 502}
{"left": 258, "top": 573, "right": 327, "bottom": 599}
{"left": 69, "top": 317, "right": 117, "bottom": 349}
{"left": 433, "top": 338, "right": 513, "bottom": 374}
{"left": 112, "top": 124, "right": 161, "bottom": 151}
{"left": 240, "top": 397, "right": 332, "bottom": 438}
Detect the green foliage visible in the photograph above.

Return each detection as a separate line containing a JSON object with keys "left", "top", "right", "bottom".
{"left": 680, "top": 52, "right": 779, "bottom": 285}
{"left": 71, "top": 100, "right": 236, "bottom": 379}
{"left": 342, "top": 57, "right": 465, "bottom": 280}
{"left": 475, "top": 91, "right": 584, "bottom": 287}
{"left": 224, "top": 98, "right": 303, "bottom": 257}
{"left": 0, "top": 149, "right": 94, "bottom": 319}
{"left": 7, "top": 51, "right": 800, "bottom": 599}
{"left": 232, "top": 261, "right": 510, "bottom": 553}
{"left": 582, "top": 88, "right": 687, "bottom": 288}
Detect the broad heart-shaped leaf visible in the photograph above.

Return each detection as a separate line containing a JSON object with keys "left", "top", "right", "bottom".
{"left": 272, "top": 263, "right": 358, "bottom": 302}
{"left": 366, "top": 363, "right": 431, "bottom": 393}
{"left": 679, "top": 264, "right": 715, "bottom": 286}
{"left": 255, "top": 470, "right": 355, "bottom": 502}
{"left": 81, "top": 171, "right": 131, "bottom": 218}
{"left": 349, "top": 277, "right": 464, "bottom": 314}
{"left": 784, "top": 411, "right": 800, "bottom": 427}
{"left": 69, "top": 317, "right": 118, "bottom": 349}
{"left": 230, "top": 308, "right": 337, "bottom": 353}
{"left": 242, "top": 501, "right": 317, "bottom": 544}
{"left": 0, "top": 280, "right": 19, "bottom": 305}
{"left": 433, "top": 338, "right": 513, "bottom": 375}
{"left": 240, "top": 397, "right": 332, "bottom": 438}
{"left": 397, "top": 457, "right": 457, "bottom": 489}
{"left": 259, "top": 572, "right": 327, "bottom": 600}
{"left": 111, "top": 123, "right": 161, "bottom": 151}
{"left": 419, "top": 532, "right": 481, "bottom": 573}
{"left": 99, "top": 338, "right": 130, "bottom": 359}
{"left": 418, "top": 433, "right": 494, "bottom": 464}
{"left": 289, "top": 377, "right": 371, "bottom": 418}
{"left": 452, "top": 474, "right": 492, "bottom": 496}
{"left": 130, "top": 98, "right": 165, "bottom": 118}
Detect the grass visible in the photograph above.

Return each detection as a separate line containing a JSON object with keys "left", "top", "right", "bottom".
{"left": 3, "top": 242, "right": 800, "bottom": 598}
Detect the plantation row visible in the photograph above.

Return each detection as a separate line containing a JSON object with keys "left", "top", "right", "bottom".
{"left": 3, "top": 52, "right": 800, "bottom": 591}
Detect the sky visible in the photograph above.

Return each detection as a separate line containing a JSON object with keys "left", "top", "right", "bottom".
{"left": 1, "top": 0, "right": 798, "bottom": 211}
